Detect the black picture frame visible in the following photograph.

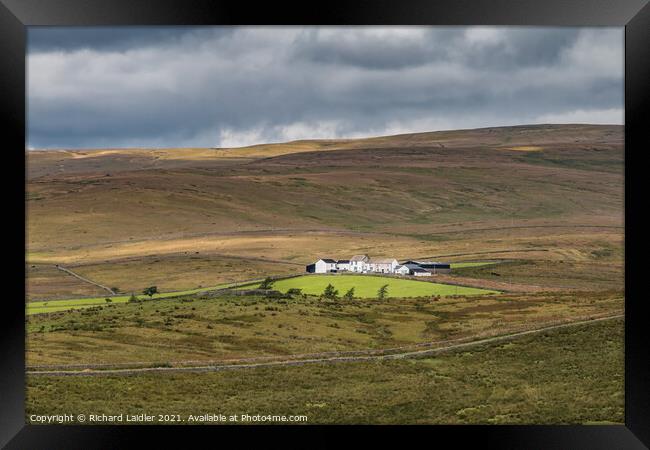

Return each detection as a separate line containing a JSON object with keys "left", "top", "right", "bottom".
{"left": 2, "top": 0, "right": 648, "bottom": 448}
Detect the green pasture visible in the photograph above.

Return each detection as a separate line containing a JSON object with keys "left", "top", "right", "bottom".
{"left": 241, "top": 274, "right": 498, "bottom": 298}
{"left": 26, "top": 281, "right": 243, "bottom": 315}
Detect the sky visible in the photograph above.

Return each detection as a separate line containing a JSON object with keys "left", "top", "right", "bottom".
{"left": 27, "top": 26, "right": 623, "bottom": 149}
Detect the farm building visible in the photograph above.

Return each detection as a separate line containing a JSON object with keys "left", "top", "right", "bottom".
{"left": 403, "top": 260, "right": 451, "bottom": 274}
{"left": 349, "top": 254, "right": 370, "bottom": 272}
{"left": 314, "top": 259, "right": 338, "bottom": 273}
{"left": 411, "top": 268, "right": 432, "bottom": 276}
{"left": 337, "top": 260, "right": 350, "bottom": 271}
{"left": 403, "top": 263, "right": 423, "bottom": 273}
{"left": 368, "top": 258, "right": 399, "bottom": 273}
{"left": 306, "top": 255, "right": 450, "bottom": 276}
{"left": 394, "top": 265, "right": 410, "bottom": 275}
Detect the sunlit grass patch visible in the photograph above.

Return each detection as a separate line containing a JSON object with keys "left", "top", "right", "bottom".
{"left": 239, "top": 274, "right": 498, "bottom": 298}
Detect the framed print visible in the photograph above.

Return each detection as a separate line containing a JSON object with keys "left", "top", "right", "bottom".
{"left": 1, "top": 0, "right": 649, "bottom": 448}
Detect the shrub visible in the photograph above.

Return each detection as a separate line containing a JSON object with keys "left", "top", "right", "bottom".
{"left": 259, "top": 277, "right": 275, "bottom": 289}
{"left": 322, "top": 284, "right": 339, "bottom": 299}
{"left": 151, "top": 362, "right": 172, "bottom": 368}
{"left": 143, "top": 286, "right": 158, "bottom": 298}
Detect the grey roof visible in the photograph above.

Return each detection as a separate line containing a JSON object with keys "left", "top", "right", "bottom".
{"left": 370, "top": 258, "right": 397, "bottom": 264}
{"left": 337, "top": 260, "right": 350, "bottom": 264}
{"left": 402, "top": 260, "right": 447, "bottom": 264}
{"left": 320, "top": 258, "right": 337, "bottom": 263}
{"left": 418, "top": 262, "right": 451, "bottom": 268}
{"left": 411, "top": 268, "right": 430, "bottom": 273}
{"left": 350, "top": 254, "right": 369, "bottom": 262}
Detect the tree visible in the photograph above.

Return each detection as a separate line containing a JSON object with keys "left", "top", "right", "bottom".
{"left": 287, "top": 288, "right": 302, "bottom": 296}
{"left": 343, "top": 287, "right": 355, "bottom": 300}
{"left": 143, "top": 286, "right": 158, "bottom": 298}
{"left": 259, "top": 277, "right": 274, "bottom": 289}
{"left": 105, "top": 298, "right": 112, "bottom": 303}
{"left": 377, "top": 284, "right": 389, "bottom": 300}
{"left": 322, "top": 283, "right": 339, "bottom": 299}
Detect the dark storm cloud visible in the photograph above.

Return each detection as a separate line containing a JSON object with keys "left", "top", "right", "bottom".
{"left": 290, "top": 27, "right": 579, "bottom": 70}
{"left": 290, "top": 28, "right": 457, "bottom": 69}
{"left": 27, "top": 26, "right": 623, "bottom": 149}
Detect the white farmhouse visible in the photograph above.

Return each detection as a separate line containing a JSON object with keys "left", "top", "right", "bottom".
{"left": 369, "top": 258, "right": 398, "bottom": 274}
{"left": 314, "top": 258, "right": 338, "bottom": 273}
{"left": 349, "top": 254, "right": 369, "bottom": 273}
{"left": 306, "top": 255, "right": 450, "bottom": 276}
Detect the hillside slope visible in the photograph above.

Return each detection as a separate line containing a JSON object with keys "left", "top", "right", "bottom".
{"left": 26, "top": 124, "right": 624, "bottom": 297}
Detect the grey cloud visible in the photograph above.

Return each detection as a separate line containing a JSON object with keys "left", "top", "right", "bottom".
{"left": 28, "top": 26, "right": 235, "bottom": 53}
{"left": 289, "top": 27, "right": 580, "bottom": 70}
{"left": 290, "top": 28, "right": 458, "bottom": 69}
{"left": 27, "top": 26, "right": 623, "bottom": 149}
{"left": 457, "top": 31, "right": 579, "bottom": 71}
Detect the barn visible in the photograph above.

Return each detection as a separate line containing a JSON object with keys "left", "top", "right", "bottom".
{"left": 314, "top": 259, "right": 338, "bottom": 273}
{"left": 403, "top": 260, "right": 451, "bottom": 274}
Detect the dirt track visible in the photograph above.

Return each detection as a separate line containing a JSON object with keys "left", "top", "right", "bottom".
{"left": 27, "top": 313, "right": 622, "bottom": 377}
{"left": 56, "top": 265, "right": 116, "bottom": 295}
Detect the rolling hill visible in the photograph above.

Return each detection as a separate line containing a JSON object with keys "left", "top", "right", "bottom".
{"left": 26, "top": 124, "right": 624, "bottom": 298}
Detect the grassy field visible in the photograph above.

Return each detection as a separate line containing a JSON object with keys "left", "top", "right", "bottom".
{"left": 26, "top": 290, "right": 623, "bottom": 367}
{"left": 26, "top": 264, "right": 108, "bottom": 300}
{"left": 241, "top": 274, "right": 498, "bottom": 298}
{"left": 26, "top": 317, "right": 623, "bottom": 424}
{"left": 67, "top": 255, "right": 300, "bottom": 296}
{"left": 26, "top": 281, "right": 243, "bottom": 315}
{"left": 451, "top": 259, "right": 624, "bottom": 291}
